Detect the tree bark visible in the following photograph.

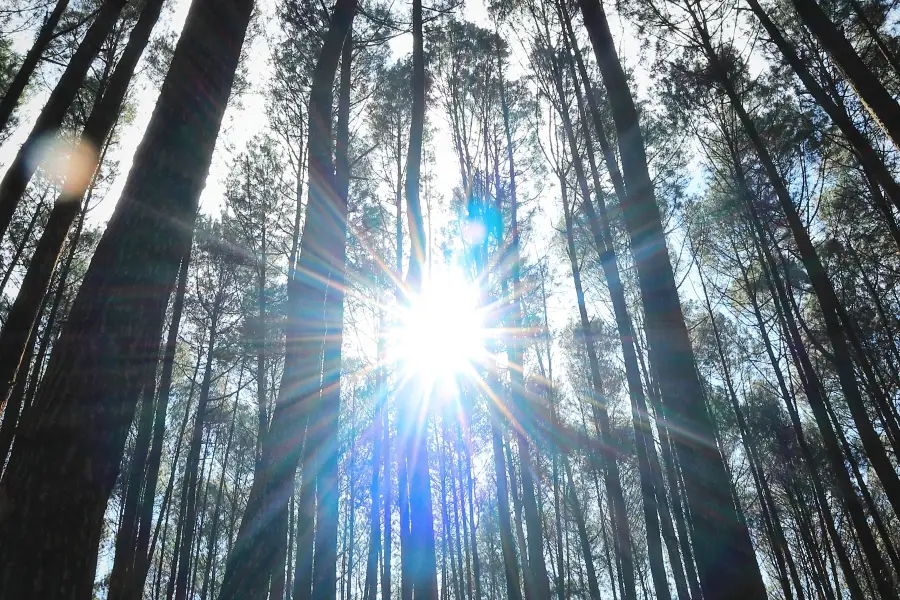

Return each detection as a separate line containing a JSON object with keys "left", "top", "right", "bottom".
{"left": 0, "top": 0, "right": 252, "bottom": 596}
{"left": 217, "top": 2, "right": 356, "bottom": 598}
{"left": 311, "top": 27, "right": 353, "bottom": 600}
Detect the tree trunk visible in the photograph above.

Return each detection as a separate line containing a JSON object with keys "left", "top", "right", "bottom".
{"left": 497, "top": 51, "right": 551, "bottom": 600}
{"left": 0, "top": 0, "right": 252, "bottom": 596}
{"left": 0, "top": 196, "right": 44, "bottom": 303}
{"left": 693, "top": 241, "right": 804, "bottom": 600}
{"left": 847, "top": 0, "right": 900, "bottom": 79}
{"left": 736, "top": 162, "right": 876, "bottom": 599}
{"left": 0, "top": 274, "right": 50, "bottom": 471}
{"left": 217, "top": 2, "right": 356, "bottom": 598}
{"left": 402, "top": 0, "right": 439, "bottom": 597}
{"left": 200, "top": 398, "right": 239, "bottom": 600}
{"left": 0, "top": 0, "right": 70, "bottom": 133}
{"left": 790, "top": 0, "right": 900, "bottom": 150}
{"left": 710, "top": 34, "right": 900, "bottom": 523}
{"left": 558, "top": 11, "right": 676, "bottom": 598}
{"left": 578, "top": 2, "right": 768, "bottom": 598}
{"left": 0, "top": 0, "right": 128, "bottom": 240}
{"left": 175, "top": 311, "right": 221, "bottom": 600}
{"left": 310, "top": 25, "right": 352, "bottom": 600}
{"left": 125, "top": 245, "right": 193, "bottom": 600}
{"left": 559, "top": 171, "right": 637, "bottom": 600}
{"left": 489, "top": 404, "right": 524, "bottom": 600}
{"left": 107, "top": 369, "right": 160, "bottom": 600}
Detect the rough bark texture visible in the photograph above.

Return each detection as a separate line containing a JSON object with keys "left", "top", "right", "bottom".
{"left": 0, "top": 0, "right": 253, "bottom": 596}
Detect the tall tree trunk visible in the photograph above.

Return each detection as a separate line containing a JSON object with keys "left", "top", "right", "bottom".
{"left": 790, "top": 0, "right": 900, "bottom": 150}
{"left": 0, "top": 272, "right": 50, "bottom": 471}
{"left": 708, "top": 31, "right": 900, "bottom": 524}
{"left": 383, "top": 382, "right": 393, "bottom": 600}
{"left": 125, "top": 245, "right": 193, "bottom": 600}
{"left": 736, "top": 162, "right": 875, "bottom": 600}
{"left": 489, "top": 402, "right": 524, "bottom": 600}
{"left": 107, "top": 369, "right": 161, "bottom": 600}
{"left": 549, "top": 54, "right": 638, "bottom": 600}
{"left": 0, "top": 1, "right": 252, "bottom": 596}
{"left": 402, "top": 0, "right": 439, "bottom": 597}
{"left": 200, "top": 398, "right": 239, "bottom": 600}
{"left": 558, "top": 10, "right": 677, "bottom": 598}
{"left": 216, "top": 1, "right": 355, "bottom": 598}
{"left": 0, "top": 0, "right": 128, "bottom": 240}
{"left": 577, "top": 2, "right": 767, "bottom": 598}
{"left": 311, "top": 29, "right": 353, "bottom": 600}
{"left": 364, "top": 344, "right": 385, "bottom": 600}
{"left": 0, "top": 0, "right": 164, "bottom": 411}
{"left": 847, "top": 0, "right": 900, "bottom": 79}
{"left": 692, "top": 241, "right": 804, "bottom": 600}
{"left": 497, "top": 49, "right": 551, "bottom": 600}
{"left": 0, "top": 195, "right": 44, "bottom": 302}
{"left": 0, "top": 0, "right": 71, "bottom": 133}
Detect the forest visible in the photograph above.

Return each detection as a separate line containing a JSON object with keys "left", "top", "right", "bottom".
{"left": 0, "top": 0, "right": 899, "bottom": 598}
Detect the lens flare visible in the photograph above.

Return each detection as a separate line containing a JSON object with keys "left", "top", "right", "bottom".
{"left": 390, "top": 268, "right": 485, "bottom": 383}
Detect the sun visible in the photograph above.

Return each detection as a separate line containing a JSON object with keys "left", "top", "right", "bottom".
{"left": 390, "top": 267, "right": 487, "bottom": 382}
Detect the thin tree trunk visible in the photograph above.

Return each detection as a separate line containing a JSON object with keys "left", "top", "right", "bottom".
{"left": 200, "top": 398, "right": 239, "bottom": 600}
{"left": 126, "top": 245, "right": 193, "bottom": 600}
{"left": 497, "top": 50, "right": 551, "bottom": 600}
{"left": 107, "top": 368, "right": 160, "bottom": 600}
{"left": 737, "top": 167, "right": 872, "bottom": 600}
{"left": 746, "top": 0, "right": 900, "bottom": 243}
{"left": 175, "top": 311, "right": 221, "bottom": 600}
{"left": 310, "top": 26, "right": 353, "bottom": 600}
{"left": 0, "top": 0, "right": 71, "bottom": 133}
{"left": 693, "top": 241, "right": 804, "bottom": 600}
{"left": 403, "top": 0, "right": 439, "bottom": 595}
{"left": 847, "top": 0, "right": 900, "bottom": 79}
{"left": 0, "top": 274, "right": 49, "bottom": 472}
{"left": 489, "top": 404, "right": 524, "bottom": 600}
{"left": 549, "top": 58, "right": 638, "bottom": 600}
{"left": 0, "top": 195, "right": 44, "bottom": 303}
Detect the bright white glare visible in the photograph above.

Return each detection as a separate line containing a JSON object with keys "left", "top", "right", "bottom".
{"left": 391, "top": 268, "right": 485, "bottom": 381}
